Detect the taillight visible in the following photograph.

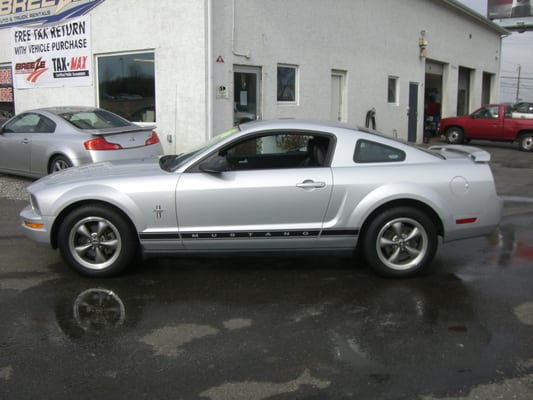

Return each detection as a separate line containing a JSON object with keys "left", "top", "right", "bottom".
{"left": 84, "top": 137, "right": 123, "bottom": 151}
{"left": 145, "top": 130, "right": 160, "bottom": 146}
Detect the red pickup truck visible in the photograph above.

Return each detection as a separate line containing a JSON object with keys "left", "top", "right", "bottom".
{"left": 439, "top": 103, "right": 533, "bottom": 151}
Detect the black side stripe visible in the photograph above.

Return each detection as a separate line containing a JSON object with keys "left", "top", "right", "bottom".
{"left": 140, "top": 229, "right": 359, "bottom": 240}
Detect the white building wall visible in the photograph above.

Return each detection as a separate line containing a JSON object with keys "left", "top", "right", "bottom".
{"left": 211, "top": 0, "right": 504, "bottom": 141}
{"left": 0, "top": 0, "right": 503, "bottom": 150}
{"left": 0, "top": 0, "right": 208, "bottom": 154}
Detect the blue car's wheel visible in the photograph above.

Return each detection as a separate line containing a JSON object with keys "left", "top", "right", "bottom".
{"left": 58, "top": 205, "right": 138, "bottom": 277}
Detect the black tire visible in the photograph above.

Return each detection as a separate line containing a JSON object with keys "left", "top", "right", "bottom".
{"left": 57, "top": 205, "right": 138, "bottom": 277}
{"left": 518, "top": 133, "right": 533, "bottom": 152}
{"left": 445, "top": 127, "right": 464, "bottom": 144}
{"left": 362, "top": 207, "right": 438, "bottom": 278}
{"left": 49, "top": 155, "right": 72, "bottom": 174}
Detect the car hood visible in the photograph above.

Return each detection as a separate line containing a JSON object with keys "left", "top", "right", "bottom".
{"left": 30, "top": 157, "right": 166, "bottom": 189}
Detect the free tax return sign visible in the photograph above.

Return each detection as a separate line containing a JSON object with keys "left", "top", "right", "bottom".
{"left": 0, "top": 0, "right": 104, "bottom": 28}
{"left": 12, "top": 15, "right": 91, "bottom": 88}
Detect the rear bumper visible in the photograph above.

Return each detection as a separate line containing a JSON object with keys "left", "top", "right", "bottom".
{"left": 443, "top": 195, "right": 503, "bottom": 242}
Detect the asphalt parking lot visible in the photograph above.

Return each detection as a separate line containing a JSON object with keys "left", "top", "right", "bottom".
{"left": 1, "top": 139, "right": 533, "bottom": 400}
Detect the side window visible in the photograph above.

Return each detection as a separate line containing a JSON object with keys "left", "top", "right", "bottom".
{"left": 36, "top": 116, "right": 56, "bottom": 133}
{"left": 3, "top": 113, "right": 56, "bottom": 133}
{"left": 472, "top": 106, "right": 499, "bottom": 119}
{"left": 3, "top": 113, "right": 37, "bottom": 133}
{"left": 224, "top": 133, "right": 330, "bottom": 170}
{"left": 354, "top": 140, "right": 405, "bottom": 163}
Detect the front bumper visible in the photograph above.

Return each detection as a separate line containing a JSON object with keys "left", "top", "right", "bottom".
{"left": 20, "top": 204, "right": 53, "bottom": 247}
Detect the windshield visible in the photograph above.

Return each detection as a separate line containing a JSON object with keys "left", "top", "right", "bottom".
{"left": 159, "top": 127, "right": 240, "bottom": 172}
{"left": 60, "top": 109, "right": 131, "bottom": 130}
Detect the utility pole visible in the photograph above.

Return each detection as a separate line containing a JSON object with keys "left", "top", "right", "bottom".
{"left": 516, "top": 64, "right": 521, "bottom": 102}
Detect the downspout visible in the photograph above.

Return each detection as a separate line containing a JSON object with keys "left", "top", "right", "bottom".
{"left": 206, "top": 0, "right": 213, "bottom": 139}
{"left": 232, "top": 0, "right": 251, "bottom": 59}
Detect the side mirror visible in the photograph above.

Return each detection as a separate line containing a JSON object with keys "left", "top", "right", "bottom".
{"left": 199, "top": 155, "right": 230, "bottom": 173}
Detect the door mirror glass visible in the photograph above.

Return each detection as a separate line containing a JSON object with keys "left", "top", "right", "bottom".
{"left": 199, "top": 155, "right": 230, "bottom": 173}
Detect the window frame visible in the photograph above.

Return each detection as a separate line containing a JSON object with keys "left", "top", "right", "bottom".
{"left": 387, "top": 76, "right": 399, "bottom": 105}
{"left": 96, "top": 51, "right": 156, "bottom": 125}
{"left": 277, "top": 64, "right": 298, "bottom": 104}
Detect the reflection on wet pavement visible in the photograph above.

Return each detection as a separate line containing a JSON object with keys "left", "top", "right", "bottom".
{"left": 1, "top": 213, "right": 533, "bottom": 399}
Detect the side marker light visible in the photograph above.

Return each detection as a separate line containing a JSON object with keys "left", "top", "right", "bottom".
{"left": 24, "top": 221, "right": 44, "bottom": 229}
{"left": 456, "top": 218, "right": 477, "bottom": 225}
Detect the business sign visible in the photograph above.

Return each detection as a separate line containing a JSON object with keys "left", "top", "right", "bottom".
{"left": 488, "top": 0, "right": 533, "bottom": 31}
{"left": 0, "top": 0, "right": 104, "bottom": 28}
{"left": 12, "top": 15, "right": 91, "bottom": 88}
{"left": 488, "top": 0, "right": 532, "bottom": 18}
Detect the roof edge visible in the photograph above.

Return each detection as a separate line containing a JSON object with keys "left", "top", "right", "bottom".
{"left": 437, "top": 0, "right": 510, "bottom": 36}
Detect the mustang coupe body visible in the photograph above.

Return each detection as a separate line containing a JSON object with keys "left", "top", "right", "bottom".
{"left": 20, "top": 120, "right": 502, "bottom": 277}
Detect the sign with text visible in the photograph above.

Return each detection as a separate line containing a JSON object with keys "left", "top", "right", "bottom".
{"left": 12, "top": 15, "right": 91, "bottom": 88}
{"left": 0, "top": 0, "right": 104, "bottom": 28}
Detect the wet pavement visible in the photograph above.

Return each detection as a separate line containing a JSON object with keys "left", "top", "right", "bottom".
{"left": 1, "top": 140, "right": 533, "bottom": 399}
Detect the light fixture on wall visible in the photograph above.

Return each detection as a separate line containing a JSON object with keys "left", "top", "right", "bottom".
{"left": 419, "top": 30, "right": 428, "bottom": 58}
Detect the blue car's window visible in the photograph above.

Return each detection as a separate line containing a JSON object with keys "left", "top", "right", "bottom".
{"left": 354, "top": 139, "right": 406, "bottom": 163}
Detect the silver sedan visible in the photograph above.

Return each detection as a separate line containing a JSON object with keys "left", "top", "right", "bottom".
{"left": 20, "top": 120, "right": 502, "bottom": 278}
{"left": 0, "top": 106, "right": 163, "bottom": 178}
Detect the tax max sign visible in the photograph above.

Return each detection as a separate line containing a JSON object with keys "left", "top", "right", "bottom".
{"left": 0, "top": 0, "right": 104, "bottom": 28}
{"left": 12, "top": 15, "right": 92, "bottom": 88}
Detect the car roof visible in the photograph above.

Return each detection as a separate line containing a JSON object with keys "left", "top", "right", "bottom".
{"left": 239, "top": 118, "right": 354, "bottom": 132}
{"left": 23, "top": 106, "right": 101, "bottom": 115}
{"left": 237, "top": 119, "right": 412, "bottom": 147}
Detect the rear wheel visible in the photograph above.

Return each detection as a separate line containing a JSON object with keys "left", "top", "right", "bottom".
{"left": 445, "top": 127, "right": 464, "bottom": 144}
{"left": 362, "top": 207, "right": 438, "bottom": 278}
{"left": 49, "top": 155, "right": 72, "bottom": 174}
{"left": 518, "top": 133, "right": 533, "bottom": 151}
{"left": 57, "top": 205, "right": 138, "bottom": 277}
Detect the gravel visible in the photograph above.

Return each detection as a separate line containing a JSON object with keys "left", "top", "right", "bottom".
{"left": 0, "top": 174, "right": 33, "bottom": 201}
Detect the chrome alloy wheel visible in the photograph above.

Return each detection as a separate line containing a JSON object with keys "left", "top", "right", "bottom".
{"left": 375, "top": 217, "right": 429, "bottom": 271}
{"left": 68, "top": 216, "right": 122, "bottom": 271}
{"left": 51, "top": 159, "right": 70, "bottom": 172}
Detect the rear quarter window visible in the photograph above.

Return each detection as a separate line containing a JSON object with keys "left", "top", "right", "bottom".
{"left": 354, "top": 139, "right": 406, "bottom": 163}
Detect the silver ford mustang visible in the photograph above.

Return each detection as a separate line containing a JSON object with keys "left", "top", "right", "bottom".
{"left": 20, "top": 120, "right": 502, "bottom": 278}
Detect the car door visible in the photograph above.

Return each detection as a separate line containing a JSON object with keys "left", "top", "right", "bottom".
{"left": 0, "top": 113, "right": 39, "bottom": 174}
{"left": 176, "top": 132, "right": 334, "bottom": 250}
{"left": 465, "top": 105, "right": 504, "bottom": 139}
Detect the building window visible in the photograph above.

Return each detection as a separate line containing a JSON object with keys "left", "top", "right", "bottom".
{"left": 387, "top": 76, "right": 398, "bottom": 104}
{"left": 277, "top": 65, "right": 297, "bottom": 103}
{"left": 97, "top": 52, "right": 155, "bottom": 123}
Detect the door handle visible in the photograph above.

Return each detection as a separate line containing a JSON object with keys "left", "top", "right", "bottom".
{"left": 21, "top": 138, "right": 30, "bottom": 144}
{"left": 296, "top": 180, "right": 326, "bottom": 189}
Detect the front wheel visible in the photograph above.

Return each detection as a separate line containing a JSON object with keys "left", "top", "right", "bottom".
{"left": 57, "top": 205, "right": 138, "bottom": 277}
{"left": 445, "top": 127, "right": 464, "bottom": 144}
{"left": 362, "top": 207, "right": 438, "bottom": 278}
{"left": 518, "top": 133, "right": 533, "bottom": 151}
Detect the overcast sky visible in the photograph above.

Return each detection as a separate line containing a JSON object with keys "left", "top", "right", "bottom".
{"left": 459, "top": 0, "right": 533, "bottom": 101}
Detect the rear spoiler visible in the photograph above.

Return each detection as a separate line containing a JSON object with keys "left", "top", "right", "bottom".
{"left": 428, "top": 145, "right": 491, "bottom": 163}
